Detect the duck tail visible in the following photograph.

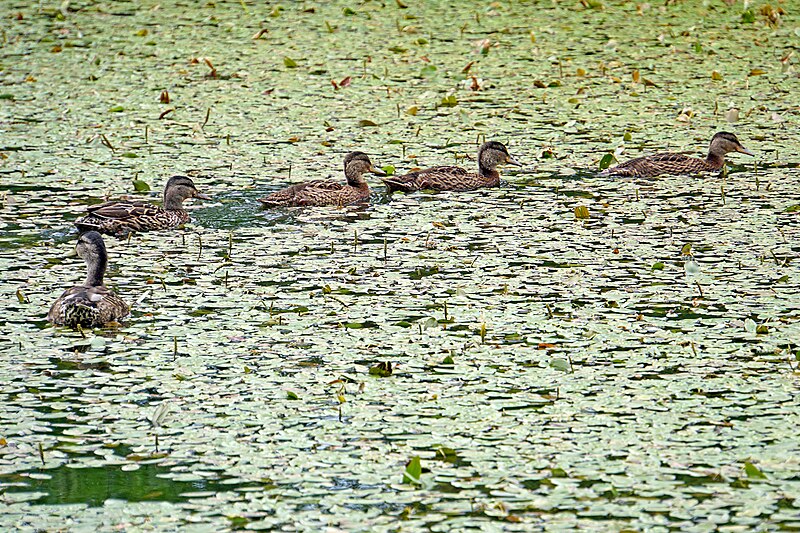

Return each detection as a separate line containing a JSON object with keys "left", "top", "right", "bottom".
{"left": 258, "top": 197, "right": 284, "bottom": 207}
{"left": 598, "top": 166, "right": 630, "bottom": 177}
{"left": 74, "top": 216, "right": 100, "bottom": 232}
{"left": 381, "top": 177, "right": 418, "bottom": 194}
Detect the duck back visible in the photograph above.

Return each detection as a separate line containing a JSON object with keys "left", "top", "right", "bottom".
{"left": 260, "top": 180, "right": 369, "bottom": 207}
{"left": 48, "top": 285, "right": 129, "bottom": 328}
{"left": 602, "top": 153, "right": 718, "bottom": 178}
{"left": 383, "top": 166, "right": 499, "bottom": 193}
{"left": 75, "top": 201, "right": 189, "bottom": 237}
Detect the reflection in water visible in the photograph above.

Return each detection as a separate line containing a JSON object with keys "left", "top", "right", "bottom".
{"left": 192, "top": 189, "right": 382, "bottom": 230}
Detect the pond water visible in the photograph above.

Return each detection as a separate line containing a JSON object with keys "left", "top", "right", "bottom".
{"left": 1, "top": 0, "right": 799, "bottom": 530}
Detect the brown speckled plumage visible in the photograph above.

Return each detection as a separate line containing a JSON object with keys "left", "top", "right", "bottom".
{"left": 259, "top": 152, "right": 385, "bottom": 207}
{"left": 382, "top": 141, "right": 522, "bottom": 193}
{"left": 74, "top": 176, "right": 210, "bottom": 238}
{"left": 48, "top": 231, "right": 129, "bottom": 328}
{"left": 600, "top": 132, "right": 753, "bottom": 178}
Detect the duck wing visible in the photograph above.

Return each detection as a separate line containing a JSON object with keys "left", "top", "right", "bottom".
{"left": 260, "top": 180, "right": 360, "bottom": 207}
{"left": 602, "top": 153, "right": 708, "bottom": 177}
{"left": 383, "top": 166, "right": 493, "bottom": 193}
{"left": 75, "top": 201, "right": 178, "bottom": 237}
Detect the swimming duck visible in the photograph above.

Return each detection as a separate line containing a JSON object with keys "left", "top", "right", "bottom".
{"left": 599, "top": 132, "right": 754, "bottom": 177}
{"left": 259, "top": 152, "right": 385, "bottom": 207}
{"left": 382, "top": 141, "right": 522, "bottom": 193}
{"left": 74, "top": 176, "right": 210, "bottom": 237}
{"left": 48, "top": 231, "right": 129, "bottom": 328}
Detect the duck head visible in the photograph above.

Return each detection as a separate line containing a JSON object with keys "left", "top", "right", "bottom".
{"left": 344, "top": 152, "right": 386, "bottom": 185}
{"left": 478, "top": 141, "right": 522, "bottom": 175}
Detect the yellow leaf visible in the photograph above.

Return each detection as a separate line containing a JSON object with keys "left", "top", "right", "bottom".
{"left": 574, "top": 206, "right": 590, "bottom": 219}
{"left": 711, "top": 70, "right": 723, "bottom": 80}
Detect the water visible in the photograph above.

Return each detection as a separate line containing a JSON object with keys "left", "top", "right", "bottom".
{"left": 1, "top": 0, "right": 799, "bottom": 530}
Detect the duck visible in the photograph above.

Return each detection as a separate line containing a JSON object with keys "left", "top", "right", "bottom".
{"left": 74, "top": 175, "right": 210, "bottom": 238}
{"left": 259, "top": 152, "right": 385, "bottom": 207}
{"left": 381, "top": 141, "right": 522, "bottom": 193}
{"left": 48, "top": 231, "right": 129, "bottom": 328}
{"left": 599, "top": 132, "right": 754, "bottom": 177}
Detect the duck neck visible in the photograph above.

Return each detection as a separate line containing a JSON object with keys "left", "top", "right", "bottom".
{"left": 346, "top": 173, "right": 369, "bottom": 189}
{"left": 163, "top": 190, "right": 186, "bottom": 210}
{"left": 705, "top": 151, "right": 725, "bottom": 169}
{"left": 478, "top": 162, "right": 499, "bottom": 180}
{"left": 84, "top": 255, "right": 106, "bottom": 287}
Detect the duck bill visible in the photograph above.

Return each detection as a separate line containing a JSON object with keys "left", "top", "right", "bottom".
{"left": 506, "top": 156, "right": 523, "bottom": 167}
{"left": 194, "top": 192, "right": 212, "bottom": 200}
{"left": 737, "top": 146, "right": 754, "bottom": 156}
{"left": 369, "top": 165, "right": 387, "bottom": 176}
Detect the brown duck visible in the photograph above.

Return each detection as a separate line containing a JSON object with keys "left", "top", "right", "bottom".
{"left": 48, "top": 231, "right": 129, "bottom": 328}
{"left": 382, "top": 141, "right": 522, "bottom": 193}
{"left": 259, "top": 152, "right": 385, "bottom": 207}
{"left": 74, "top": 176, "right": 210, "bottom": 238}
{"left": 600, "top": 132, "right": 754, "bottom": 177}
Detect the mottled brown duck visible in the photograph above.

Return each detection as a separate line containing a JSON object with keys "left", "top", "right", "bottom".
{"left": 382, "top": 141, "right": 522, "bottom": 193}
{"left": 600, "top": 132, "right": 754, "bottom": 178}
{"left": 259, "top": 152, "right": 385, "bottom": 207}
{"left": 48, "top": 231, "right": 129, "bottom": 328}
{"left": 74, "top": 176, "right": 210, "bottom": 238}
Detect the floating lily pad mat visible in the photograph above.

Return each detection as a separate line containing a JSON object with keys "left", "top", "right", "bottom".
{"left": 1, "top": 0, "right": 799, "bottom": 530}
